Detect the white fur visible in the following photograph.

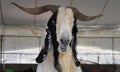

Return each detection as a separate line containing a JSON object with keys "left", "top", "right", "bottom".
{"left": 36, "top": 45, "right": 58, "bottom": 72}
{"left": 36, "top": 7, "right": 82, "bottom": 72}
{"left": 56, "top": 7, "right": 74, "bottom": 53}
{"left": 36, "top": 46, "right": 82, "bottom": 72}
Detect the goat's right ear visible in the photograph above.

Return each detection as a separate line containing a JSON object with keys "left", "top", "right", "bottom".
{"left": 11, "top": 2, "right": 60, "bottom": 15}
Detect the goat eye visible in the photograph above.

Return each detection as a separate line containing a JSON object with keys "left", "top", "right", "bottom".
{"left": 52, "top": 20, "right": 55, "bottom": 24}
{"left": 60, "top": 39, "right": 63, "bottom": 43}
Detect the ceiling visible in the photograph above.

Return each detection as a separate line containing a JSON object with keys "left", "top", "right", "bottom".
{"left": 0, "top": 0, "right": 120, "bottom": 30}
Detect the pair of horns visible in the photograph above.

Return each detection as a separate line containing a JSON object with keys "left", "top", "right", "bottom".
{"left": 12, "top": 2, "right": 102, "bottom": 22}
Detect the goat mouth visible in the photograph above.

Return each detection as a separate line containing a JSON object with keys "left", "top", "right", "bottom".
{"left": 60, "top": 47, "right": 67, "bottom": 52}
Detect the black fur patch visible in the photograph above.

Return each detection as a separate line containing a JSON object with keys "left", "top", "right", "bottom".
{"left": 70, "top": 17, "right": 81, "bottom": 66}
{"left": 36, "top": 29, "right": 51, "bottom": 63}
{"left": 48, "top": 11, "right": 62, "bottom": 72}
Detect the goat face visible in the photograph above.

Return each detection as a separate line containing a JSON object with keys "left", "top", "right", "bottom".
{"left": 56, "top": 7, "right": 74, "bottom": 53}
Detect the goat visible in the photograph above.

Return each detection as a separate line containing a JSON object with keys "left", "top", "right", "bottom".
{"left": 12, "top": 2, "right": 102, "bottom": 72}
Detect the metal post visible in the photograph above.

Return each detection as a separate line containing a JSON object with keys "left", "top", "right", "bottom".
{"left": 1, "top": 35, "right": 5, "bottom": 72}
{"left": 112, "top": 37, "right": 114, "bottom": 64}
{"left": 0, "top": 35, "right": 2, "bottom": 72}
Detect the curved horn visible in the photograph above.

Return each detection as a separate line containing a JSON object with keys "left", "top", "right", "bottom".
{"left": 71, "top": 7, "right": 102, "bottom": 22}
{"left": 11, "top": 2, "right": 60, "bottom": 15}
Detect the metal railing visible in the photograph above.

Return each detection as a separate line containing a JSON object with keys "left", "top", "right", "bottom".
{"left": 1, "top": 53, "right": 120, "bottom": 64}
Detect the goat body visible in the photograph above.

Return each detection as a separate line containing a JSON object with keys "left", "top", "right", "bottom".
{"left": 36, "top": 46, "right": 82, "bottom": 72}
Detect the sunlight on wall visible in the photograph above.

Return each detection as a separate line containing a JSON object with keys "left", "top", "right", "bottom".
{"left": 76, "top": 45, "right": 120, "bottom": 64}
{"left": 2, "top": 47, "right": 41, "bottom": 64}
{"left": 1, "top": 36, "right": 120, "bottom": 64}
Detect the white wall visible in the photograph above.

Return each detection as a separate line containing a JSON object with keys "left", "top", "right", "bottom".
{"left": 0, "top": 26, "right": 43, "bottom": 36}
{"left": 3, "top": 36, "right": 40, "bottom": 53}
{"left": 77, "top": 38, "right": 112, "bottom": 54}
{"left": 114, "top": 38, "right": 120, "bottom": 52}
{"left": 0, "top": 26, "right": 44, "bottom": 64}
{"left": 114, "top": 38, "right": 120, "bottom": 64}
{"left": 0, "top": 26, "right": 120, "bottom": 64}
{"left": 77, "top": 37, "right": 113, "bottom": 64}
{"left": 2, "top": 36, "right": 41, "bottom": 64}
{"left": 1, "top": 25, "right": 120, "bottom": 37}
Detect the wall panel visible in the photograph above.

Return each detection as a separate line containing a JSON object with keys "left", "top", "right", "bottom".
{"left": 114, "top": 38, "right": 120, "bottom": 64}
{"left": 77, "top": 38, "right": 112, "bottom": 53}
{"left": 3, "top": 36, "right": 40, "bottom": 53}
{"left": 2, "top": 36, "right": 40, "bottom": 64}
{"left": 77, "top": 37, "right": 113, "bottom": 64}
{"left": 114, "top": 38, "right": 120, "bottom": 52}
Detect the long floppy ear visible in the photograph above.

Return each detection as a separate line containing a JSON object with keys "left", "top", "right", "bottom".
{"left": 11, "top": 2, "right": 60, "bottom": 15}
{"left": 71, "top": 7, "right": 102, "bottom": 22}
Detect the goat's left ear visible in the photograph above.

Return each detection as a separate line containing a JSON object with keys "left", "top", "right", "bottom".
{"left": 71, "top": 7, "right": 103, "bottom": 22}
{"left": 36, "top": 29, "right": 51, "bottom": 63}
{"left": 36, "top": 48, "right": 47, "bottom": 63}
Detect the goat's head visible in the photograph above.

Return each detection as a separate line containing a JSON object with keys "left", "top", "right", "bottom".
{"left": 56, "top": 7, "right": 74, "bottom": 53}
{"left": 12, "top": 2, "right": 102, "bottom": 54}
